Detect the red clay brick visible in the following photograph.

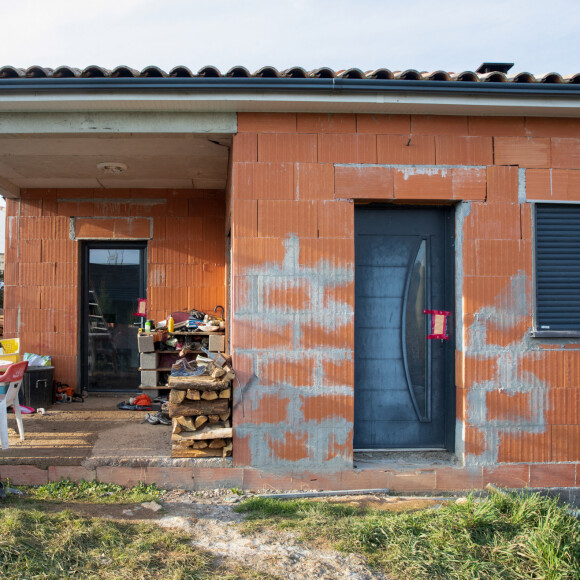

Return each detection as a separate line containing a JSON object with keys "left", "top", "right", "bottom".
{"left": 258, "top": 133, "right": 317, "bottom": 163}
{"left": 388, "top": 470, "right": 437, "bottom": 492}
{"left": 462, "top": 202, "right": 521, "bottom": 240}
{"left": 412, "top": 115, "right": 468, "bottom": 135}
{"left": 452, "top": 167, "right": 487, "bottom": 200}
{"left": 525, "top": 117, "right": 580, "bottom": 138}
{"left": 193, "top": 467, "right": 245, "bottom": 490}
{"left": 321, "top": 358, "right": 354, "bottom": 387}
{"left": 242, "top": 468, "right": 294, "bottom": 491}
{"left": 238, "top": 112, "right": 297, "bottom": 133}
{"left": 234, "top": 162, "right": 294, "bottom": 200}
{"left": 297, "top": 113, "right": 356, "bottom": 133}
{"left": 524, "top": 168, "right": 551, "bottom": 200}
{"left": 356, "top": 113, "right": 410, "bottom": 134}
{"left": 295, "top": 163, "right": 334, "bottom": 201}
{"left": 263, "top": 278, "right": 311, "bottom": 311}
{"left": 497, "top": 430, "right": 552, "bottom": 463}
{"left": 232, "top": 132, "right": 258, "bottom": 162}
{"left": 249, "top": 393, "right": 291, "bottom": 424}
{"left": 144, "top": 467, "right": 195, "bottom": 489}
{"left": 483, "top": 465, "right": 530, "bottom": 488}
{"left": 334, "top": 165, "right": 394, "bottom": 199}
{"left": 318, "top": 200, "right": 354, "bottom": 238}
{"left": 233, "top": 236, "right": 285, "bottom": 277}
{"left": 377, "top": 134, "right": 435, "bottom": 164}
{"left": 257, "top": 200, "right": 318, "bottom": 238}
{"left": 394, "top": 167, "right": 453, "bottom": 199}
{"left": 551, "top": 138, "right": 580, "bottom": 169}
{"left": 552, "top": 426, "right": 580, "bottom": 461}
{"left": 74, "top": 218, "right": 115, "bottom": 239}
{"left": 520, "top": 203, "right": 532, "bottom": 240}
{"left": 18, "top": 239, "right": 42, "bottom": 263}
{"left": 486, "top": 391, "right": 533, "bottom": 422}
{"left": 319, "top": 134, "right": 377, "bottom": 164}
{"left": 232, "top": 200, "right": 258, "bottom": 238}
{"left": 469, "top": 116, "right": 526, "bottom": 137}
{"left": 436, "top": 136, "right": 493, "bottom": 165}
{"left": 530, "top": 463, "right": 575, "bottom": 488}
{"left": 494, "top": 137, "right": 551, "bottom": 168}
{"left": 436, "top": 468, "right": 483, "bottom": 491}
{"left": 465, "top": 426, "right": 487, "bottom": 456}
{"left": 267, "top": 431, "right": 310, "bottom": 461}
{"left": 48, "top": 466, "right": 97, "bottom": 483}
{"left": 114, "top": 217, "right": 151, "bottom": 239}
{"left": 20, "top": 198, "right": 43, "bottom": 217}
{"left": 486, "top": 165, "right": 519, "bottom": 203}
{"left": 96, "top": 467, "right": 147, "bottom": 487}
{"left": 0, "top": 465, "right": 48, "bottom": 485}
{"left": 298, "top": 238, "right": 354, "bottom": 269}
{"left": 300, "top": 393, "right": 353, "bottom": 423}
{"left": 261, "top": 357, "right": 315, "bottom": 387}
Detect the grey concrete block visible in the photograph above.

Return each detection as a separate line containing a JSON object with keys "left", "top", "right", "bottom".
{"left": 140, "top": 352, "right": 159, "bottom": 370}
{"left": 209, "top": 334, "right": 225, "bottom": 353}
{"left": 138, "top": 335, "right": 155, "bottom": 353}
{"left": 141, "top": 371, "right": 158, "bottom": 387}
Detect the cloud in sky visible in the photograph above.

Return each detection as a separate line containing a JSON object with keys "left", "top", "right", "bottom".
{"left": 1, "top": 0, "right": 578, "bottom": 74}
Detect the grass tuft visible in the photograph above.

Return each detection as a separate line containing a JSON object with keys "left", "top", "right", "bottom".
{"left": 238, "top": 491, "right": 580, "bottom": 579}
{"left": 15, "top": 478, "right": 165, "bottom": 504}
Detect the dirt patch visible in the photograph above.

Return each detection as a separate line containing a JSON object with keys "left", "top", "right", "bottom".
{"left": 15, "top": 490, "right": 395, "bottom": 580}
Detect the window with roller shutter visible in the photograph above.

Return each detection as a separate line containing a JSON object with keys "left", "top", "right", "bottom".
{"left": 534, "top": 203, "right": 580, "bottom": 337}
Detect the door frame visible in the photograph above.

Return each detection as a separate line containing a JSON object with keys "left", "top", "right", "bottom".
{"left": 353, "top": 203, "right": 456, "bottom": 452}
{"left": 80, "top": 241, "right": 148, "bottom": 392}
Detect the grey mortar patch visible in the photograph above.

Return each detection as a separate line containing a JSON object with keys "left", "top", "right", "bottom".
{"left": 235, "top": 234, "right": 354, "bottom": 471}
{"left": 463, "top": 271, "right": 551, "bottom": 467}
{"left": 518, "top": 168, "right": 527, "bottom": 203}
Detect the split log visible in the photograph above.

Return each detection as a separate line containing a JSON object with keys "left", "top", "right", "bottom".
{"left": 219, "top": 410, "right": 231, "bottom": 422}
{"left": 208, "top": 438, "right": 226, "bottom": 449}
{"left": 201, "top": 390, "right": 218, "bottom": 401}
{"left": 171, "top": 447, "right": 223, "bottom": 458}
{"left": 186, "top": 389, "right": 201, "bottom": 400}
{"left": 168, "top": 398, "right": 228, "bottom": 418}
{"left": 208, "top": 414, "right": 220, "bottom": 423}
{"left": 168, "top": 375, "right": 230, "bottom": 391}
{"left": 169, "top": 389, "right": 186, "bottom": 404}
{"left": 171, "top": 427, "right": 232, "bottom": 442}
{"left": 194, "top": 415, "right": 208, "bottom": 429}
{"left": 219, "top": 388, "right": 231, "bottom": 399}
{"left": 222, "top": 441, "right": 233, "bottom": 458}
{"left": 193, "top": 440, "right": 209, "bottom": 449}
{"left": 211, "top": 367, "right": 226, "bottom": 379}
{"left": 176, "top": 416, "right": 196, "bottom": 431}
{"left": 224, "top": 371, "right": 236, "bottom": 381}
{"left": 172, "top": 422, "right": 182, "bottom": 435}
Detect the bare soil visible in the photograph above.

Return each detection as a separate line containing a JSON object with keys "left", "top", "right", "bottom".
{"left": 20, "top": 489, "right": 405, "bottom": 580}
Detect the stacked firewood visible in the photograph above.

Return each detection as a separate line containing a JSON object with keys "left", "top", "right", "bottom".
{"left": 168, "top": 374, "right": 233, "bottom": 457}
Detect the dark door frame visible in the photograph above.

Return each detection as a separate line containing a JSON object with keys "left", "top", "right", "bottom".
{"left": 354, "top": 203, "right": 456, "bottom": 452}
{"left": 80, "top": 241, "right": 148, "bottom": 392}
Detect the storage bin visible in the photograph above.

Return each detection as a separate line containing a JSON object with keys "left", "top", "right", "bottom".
{"left": 21, "top": 366, "right": 54, "bottom": 409}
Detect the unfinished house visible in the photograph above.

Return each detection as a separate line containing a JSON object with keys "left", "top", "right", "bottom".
{"left": 1, "top": 63, "right": 580, "bottom": 493}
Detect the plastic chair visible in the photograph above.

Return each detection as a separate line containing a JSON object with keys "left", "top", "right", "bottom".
{"left": 0, "top": 361, "right": 29, "bottom": 450}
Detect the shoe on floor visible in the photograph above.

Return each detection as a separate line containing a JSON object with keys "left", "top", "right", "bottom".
{"left": 157, "top": 413, "right": 171, "bottom": 425}
{"left": 146, "top": 412, "right": 160, "bottom": 425}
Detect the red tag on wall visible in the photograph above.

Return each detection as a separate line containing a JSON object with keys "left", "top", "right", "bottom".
{"left": 133, "top": 298, "right": 147, "bottom": 318}
{"left": 423, "top": 309, "right": 451, "bottom": 340}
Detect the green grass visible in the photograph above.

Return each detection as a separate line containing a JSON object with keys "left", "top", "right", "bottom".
{"left": 14, "top": 478, "right": 165, "bottom": 504}
{"left": 237, "top": 491, "right": 580, "bottom": 579}
{"left": 0, "top": 506, "right": 209, "bottom": 579}
{"left": 0, "top": 480, "right": 280, "bottom": 580}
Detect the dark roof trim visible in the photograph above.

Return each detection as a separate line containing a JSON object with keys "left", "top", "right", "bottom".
{"left": 0, "top": 76, "right": 579, "bottom": 98}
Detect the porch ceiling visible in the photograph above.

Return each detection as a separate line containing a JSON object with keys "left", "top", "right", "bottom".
{"left": 0, "top": 132, "right": 232, "bottom": 196}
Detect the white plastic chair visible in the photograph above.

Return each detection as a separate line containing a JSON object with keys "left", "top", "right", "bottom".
{"left": 0, "top": 361, "right": 29, "bottom": 450}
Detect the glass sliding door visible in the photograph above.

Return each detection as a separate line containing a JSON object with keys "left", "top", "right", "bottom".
{"left": 82, "top": 243, "right": 146, "bottom": 392}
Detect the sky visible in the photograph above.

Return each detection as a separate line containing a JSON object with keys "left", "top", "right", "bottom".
{"left": 1, "top": 0, "right": 578, "bottom": 76}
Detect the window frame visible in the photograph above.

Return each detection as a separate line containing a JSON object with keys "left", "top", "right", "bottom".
{"left": 532, "top": 201, "right": 580, "bottom": 338}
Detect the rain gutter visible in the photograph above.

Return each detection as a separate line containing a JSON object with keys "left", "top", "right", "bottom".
{"left": 0, "top": 77, "right": 579, "bottom": 98}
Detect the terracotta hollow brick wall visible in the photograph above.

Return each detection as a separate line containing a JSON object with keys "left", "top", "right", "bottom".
{"left": 230, "top": 112, "right": 580, "bottom": 478}
{"left": 4, "top": 188, "right": 226, "bottom": 389}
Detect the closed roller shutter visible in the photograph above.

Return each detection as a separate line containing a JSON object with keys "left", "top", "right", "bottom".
{"left": 535, "top": 204, "right": 580, "bottom": 333}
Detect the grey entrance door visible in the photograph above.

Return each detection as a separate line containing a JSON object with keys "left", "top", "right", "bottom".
{"left": 354, "top": 206, "right": 454, "bottom": 450}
